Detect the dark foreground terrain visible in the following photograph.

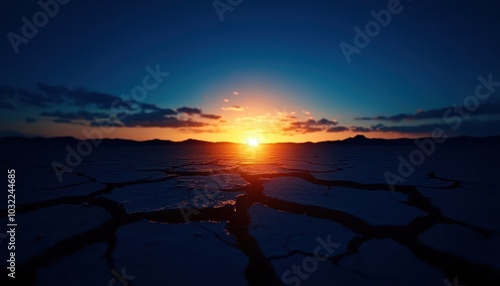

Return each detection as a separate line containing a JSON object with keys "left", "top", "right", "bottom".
{"left": 1, "top": 136, "right": 500, "bottom": 285}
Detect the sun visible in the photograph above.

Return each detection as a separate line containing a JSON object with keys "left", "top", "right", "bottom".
{"left": 247, "top": 137, "right": 260, "bottom": 147}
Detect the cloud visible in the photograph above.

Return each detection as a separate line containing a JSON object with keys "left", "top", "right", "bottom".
{"left": 350, "top": 102, "right": 500, "bottom": 137}
{"left": 37, "top": 83, "right": 126, "bottom": 109}
{"left": 1, "top": 83, "right": 222, "bottom": 130}
{"left": 354, "top": 102, "right": 500, "bottom": 122}
{"left": 373, "top": 120, "right": 498, "bottom": 135}
{"left": 140, "top": 103, "right": 177, "bottom": 114}
{"left": 0, "top": 85, "right": 62, "bottom": 108}
{"left": 327, "top": 126, "right": 349, "bottom": 132}
{"left": 120, "top": 110, "right": 207, "bottom": 128}
{"left": 222, "top": 106, "right": 244, "bottom": 111}
{"left": 176, "top": 106, "right": 221, "bottom": 120}
{"left": 351, "top": 126, "right": 372, "bottom": 132}
{"left": 41, "top": 110, "right": 110, "bottom": 121}
{"left": 200, "top": 114, "right": 221, "bottom": 120}
{"left": 89, "top": 121, "right": 124, "bottom": 128}
{"left": 318, "top": 118, "right": 337, "bottom": 125}
{"left": 40, "top": 110, "right": 112, "bottom": 126}
{"left": 53, "top": 118, "right": 85, "bottom": 125}
{"left": 0, "top": 83, "right": 180, "bottom": 113}
{"left": 283, "top": 118, "right": 338, "bottom": 133}
{"left": 177, "top": 106, "right": 202, "bottom": 115}
{"left": 349, "top": 119, "right": 500, "bottom": 137}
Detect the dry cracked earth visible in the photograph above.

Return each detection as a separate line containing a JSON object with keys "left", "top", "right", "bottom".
{"left": 1, "top": 141, "right": 500, "bottom": 285}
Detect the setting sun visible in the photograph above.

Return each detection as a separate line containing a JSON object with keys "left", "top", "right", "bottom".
{"left": 247, "top": 137, "right": 260, "bottom": 147}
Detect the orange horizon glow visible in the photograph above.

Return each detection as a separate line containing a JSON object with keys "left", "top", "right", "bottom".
{"left": 13, "top": 119, "right": 430, "bottom": 143}
{"left": 7, "top": 87, "right": 433, "bottom": 143}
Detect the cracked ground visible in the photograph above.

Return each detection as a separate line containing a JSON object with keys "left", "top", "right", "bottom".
{"left": 1, "top": 140, "right": 500, "bottom": 285}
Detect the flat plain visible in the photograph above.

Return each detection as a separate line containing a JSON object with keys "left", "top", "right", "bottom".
{"left": 1, "top": 136, "right": 499, "bottom": 285}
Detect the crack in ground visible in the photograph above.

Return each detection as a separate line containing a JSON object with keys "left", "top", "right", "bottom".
{"left": 2, "top": 166, "right": 499, "bottom": 285}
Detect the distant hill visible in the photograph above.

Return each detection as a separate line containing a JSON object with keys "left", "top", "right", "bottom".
{"left": 329, "top": 135, "right": 413, "bottom": 145}
{"left": 1, "top": 134, "right": 500, "bottom": 147}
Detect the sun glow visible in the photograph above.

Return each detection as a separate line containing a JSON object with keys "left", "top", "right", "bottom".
{"left": 247, "top": 137, "right": 260, "bottom": 147}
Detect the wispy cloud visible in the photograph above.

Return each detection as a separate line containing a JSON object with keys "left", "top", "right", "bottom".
{"left": 120, "top": 111, "right": 207, "bottom": 128}
{"left": 350, "top": 119, "right": 500, "bottom": 137}
{"left": 2, "top": 83, "right": 221, "bottom": 130}
{"left": 372, "top": 120, "right": 500, "bottom": 135}
{"left": 327, "top": 126, "right": 349, "bottom": 132}
{"left": 355, "top": 102, "right": 500, "bottom": 122}
{"left": 283, "top": 118, "right": 338, "bottom": 133}
{"left": 351, "top": 126, "right": 372, "bottom": 133}
{"left": 177, "top": 106, "right": 202, "bottom": 115}
{"left": 200, "top": 114, "right": 222, "bottom": 120}
{"left": 41, "top": 110, "right": 110, "bottom": 122}
{"left": 221, "top": 106, "right": 244, "bottom": 111}
{"left": 1, "top": 83, "right": 143, "bottom": 110}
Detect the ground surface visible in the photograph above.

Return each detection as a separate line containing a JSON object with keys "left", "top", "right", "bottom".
{"left": 1, "top": 139, "right": 499, "bottom": 285}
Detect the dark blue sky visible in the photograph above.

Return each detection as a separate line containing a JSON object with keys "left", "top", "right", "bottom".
{"left": 1, "top": 0, "right": 500, "bottom": 142}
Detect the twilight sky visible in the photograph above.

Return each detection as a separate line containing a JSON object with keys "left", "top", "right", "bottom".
{"left": 1, "top": 0, "right": 500, "bottom": 143}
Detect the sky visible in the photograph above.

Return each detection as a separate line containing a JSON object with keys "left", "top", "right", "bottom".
{"left": 1, "top": 0, "right": 500, "bottom": 143}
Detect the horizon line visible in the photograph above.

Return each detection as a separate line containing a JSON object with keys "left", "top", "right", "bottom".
{"left": 2, "top": 134, "right": 500, "bottom": 144}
